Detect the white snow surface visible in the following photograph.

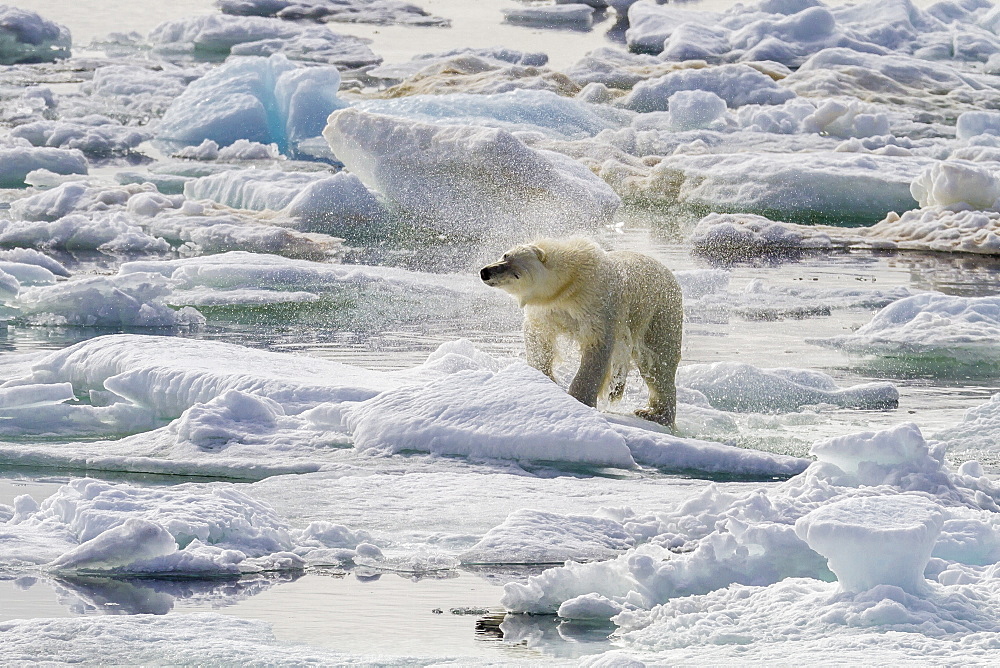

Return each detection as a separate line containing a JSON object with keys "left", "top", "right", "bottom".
{"left": 0, "top": 334, "right": 804, "bottom": 478}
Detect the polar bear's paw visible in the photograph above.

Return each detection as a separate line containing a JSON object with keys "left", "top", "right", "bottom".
{"left": 634, "top": 406, "right": 676, "bottom": 429}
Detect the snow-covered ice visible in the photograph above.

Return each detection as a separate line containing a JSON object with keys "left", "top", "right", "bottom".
{"left": 811, "top": 292, "right": 1000, "bottom": 367}
{"left": 148, "top": 14, "right": 381, "bottom": 68}
{"left": 323, "top": 108, "right": 620, "bottom": 236}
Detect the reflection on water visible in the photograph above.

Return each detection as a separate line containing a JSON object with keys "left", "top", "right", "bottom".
{"left": 0, "top": 568, "right": 615, "bottom": 660}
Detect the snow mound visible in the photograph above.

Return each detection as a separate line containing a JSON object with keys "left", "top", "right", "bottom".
{"left": 502, "top": 421, "right": 1000, "bottom": 619}
{"left": 795, "top": 494, "right": 945, "bottom": 593}
{"left": 158, "top": 54, "right": 348, "bottom": 157}
{"left": 323, "top": 108, "right": 620, "bottom": 237}
{"left": 345, "top": 363, "right": 637, "bottom": 468}
{"left": 26, "top": 334, "right": 395, "bottom": 420}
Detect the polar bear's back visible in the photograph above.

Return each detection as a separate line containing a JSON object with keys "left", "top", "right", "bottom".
{"left": 607, "top": 250, "right": 683, "bottom": 318}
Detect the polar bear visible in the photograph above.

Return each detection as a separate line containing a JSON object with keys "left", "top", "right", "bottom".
{"left": 481, "top": 237, "right": 683, "bottom": 427}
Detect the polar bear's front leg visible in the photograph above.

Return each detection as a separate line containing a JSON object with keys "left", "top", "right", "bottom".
{"left": 568, "top": 336, "right": 614, "bottom": 408}
{"left": 524, "top": 318, "right": 556, "bottom": 379}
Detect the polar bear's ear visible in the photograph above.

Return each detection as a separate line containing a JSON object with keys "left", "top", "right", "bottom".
{"left": 531, "top": 246, "right": 547, "bottom": 263}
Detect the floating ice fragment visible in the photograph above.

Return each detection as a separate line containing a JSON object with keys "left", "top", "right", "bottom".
{"left": 10, "top": 116, "right": 149, "bottom": 158}
{"left": 15, "top": 273, "right": 203, "bottom": 328}
{"left": 323, "top": 108, "right": 620, "bottom": 236}
{"left": 795, "top": 495, "right": 945, "bottom": 594}
{"left": 0, "top": 147, "right": 87, "bottom": 188}
{"left": 622, "top": 64, "right": 796, "bottom": 112}
{"left": 148, "top": 14, "right": 380, "bottom": 68}
{"left": 677, "top": 362, "right": 899, "bottom": 412}
{"left": 810, "top": 293, "right": 1000, "bottom": 365}
{"left": 49, "top": 517, "right": 178, "bottom": 571}
{"left": 503, "top": 4, "right": 595, "bottom": 26}
{"left": 460, "top": 509, "right": 634, "bottom": 565}
{"left": 158, "top": 54, "right": 347, "bottom": 157}
{"left": 174, "top": 139, "right": 281, "bottom": 161}
{"left": 910, "top": 161, "right": 1000, "bottom": 209}
{"left": 368, "top": 47, "right": 547, "bottom": 82}
{"left": 218, "top": 0, "right": 449, "bottom": 26}
{"left": 0, "top": 6, "right": 71, "bottom": 65}
{"left": 184, "top": 168, "right": 385, "bottom": 233}
{"left": 558, "top": 593, "right": 625, "bottom": 620}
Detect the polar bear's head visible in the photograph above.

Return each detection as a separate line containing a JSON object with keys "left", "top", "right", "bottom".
{"left": 480, "top": 244, "right": 550, "bottom": 303}
{"left": 481, "top": 238, "right": 603, "bottom": 307}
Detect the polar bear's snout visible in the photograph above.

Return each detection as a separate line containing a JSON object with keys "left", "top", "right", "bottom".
{"left": 480, "top": 262, "right": 516, "bottom": 285}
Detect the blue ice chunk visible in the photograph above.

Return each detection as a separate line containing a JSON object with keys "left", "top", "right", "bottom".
{"left": 157, "top": 54, "right": 348, "bottom": 157}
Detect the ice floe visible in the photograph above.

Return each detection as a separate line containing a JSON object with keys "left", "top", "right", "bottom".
{"left": 0, "top": 146, "right": 87, "bottom": 188}
{"left": 218, "top": 0, "right": 449, "bottom": 26}
{"left": 502, "top": 422, "right": 1000, "bottom": 628}
{"left": 157, "top": 54, "right": 348, "bottom": 157}
{"left": 148, "top": 14, "right": 381, "bottom": 68}
{"left": 634, "top": 151, "right": 931, "bottom": 223}
{"left": 677, "top": 363, "right": 899, "bottom": 412}
{"left": 183, "top": 168, "right": 385, "bottom": 233}
{"left": 0, "top": 6, "right": 71, "bottom": 65}
{"left": 4, "top": 478, "right": 302, "bottom": 575}
{"left": 356, "top": 88, "right": 631, "bottom": 139}
{"left": 503, "top": 5, "right": 596, "bottom": 27}
{"left": 10, "top": 116, "right": 150, "bottom": 158}
{"left": 323, "top": 108, "right": 621, "bottom": 236}
{"left": 367, "top": 47, "right": 548, "bottom": 83}
{"left": 0, "top": 334, "right": 805, "bottom": 479}
{"left": 810, "top": 292, "right": 1000, "bottom": 367}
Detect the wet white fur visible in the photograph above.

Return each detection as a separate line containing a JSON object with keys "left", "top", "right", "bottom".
{"left": 482, "top": 237, "right": 683, "bottom": 426}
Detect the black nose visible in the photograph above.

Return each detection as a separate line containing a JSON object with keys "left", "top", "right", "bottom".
{"left": 480, "top": 267, "right": 491, "bottom": 281}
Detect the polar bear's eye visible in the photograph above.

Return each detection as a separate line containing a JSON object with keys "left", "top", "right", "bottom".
{"left": 502, "top": 253, "right": 510, "bottom": 260}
